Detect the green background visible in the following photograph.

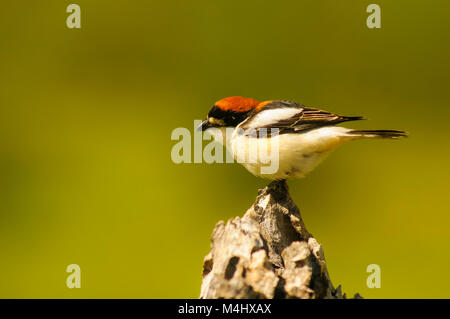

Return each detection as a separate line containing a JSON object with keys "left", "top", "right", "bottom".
{"left": 1, "top": 1, "right": 449, "bottom": 298}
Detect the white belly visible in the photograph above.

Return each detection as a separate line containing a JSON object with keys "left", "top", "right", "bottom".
{"left": 230, "top": 126, "right": 354, "bottom": 180}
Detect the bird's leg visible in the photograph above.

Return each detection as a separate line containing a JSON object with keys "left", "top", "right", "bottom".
{"left": 267, "top": 179, "right": 288, "bottom": 192}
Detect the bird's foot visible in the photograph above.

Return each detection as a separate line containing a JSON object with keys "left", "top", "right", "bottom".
{"left": 265, "top": 179, "right": 288, "bottom": 193}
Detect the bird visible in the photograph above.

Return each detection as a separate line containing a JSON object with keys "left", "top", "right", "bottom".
{"left": 198, "top": 96, "right": 406, "bottom": 181}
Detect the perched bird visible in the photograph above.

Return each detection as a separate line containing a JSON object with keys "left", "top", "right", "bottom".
{"left": 198, "top": 96, "right": 406, "bottom": 180}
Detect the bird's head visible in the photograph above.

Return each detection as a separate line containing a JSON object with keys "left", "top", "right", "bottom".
{"left": 198, "top": 96, "right": 260, "bottom": 131}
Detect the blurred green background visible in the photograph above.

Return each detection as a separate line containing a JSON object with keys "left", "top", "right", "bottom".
{"left": 1, "top": 0, "right": 449, "bottom": 298}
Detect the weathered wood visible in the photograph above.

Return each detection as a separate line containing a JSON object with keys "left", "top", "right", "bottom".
{"left": 200, "top": 180, "right": 361, "bottom": 299}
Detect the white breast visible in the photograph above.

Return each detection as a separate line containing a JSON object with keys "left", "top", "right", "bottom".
{"left": 230, "top": 126, "right": 355, "bottom": 180}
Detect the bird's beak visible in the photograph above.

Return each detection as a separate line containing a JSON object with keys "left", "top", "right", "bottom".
{"left": 197, "top": 120, "right": 211, "bottom": 132}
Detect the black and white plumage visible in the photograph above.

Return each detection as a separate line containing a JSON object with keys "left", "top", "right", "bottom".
{"left": 237, "top": 100, "right": 365, "bottom": 136}
{"left": 199, "top": 97, "right": 406, "bottom": 180}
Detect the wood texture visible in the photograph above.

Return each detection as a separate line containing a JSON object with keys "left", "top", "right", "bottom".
{"left": 200, "top": 180, "right": 361, "bottom": 299}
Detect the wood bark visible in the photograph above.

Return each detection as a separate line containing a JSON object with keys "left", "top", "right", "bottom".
{"left": 200, "top": 180, "right": 361, "bottom": 299}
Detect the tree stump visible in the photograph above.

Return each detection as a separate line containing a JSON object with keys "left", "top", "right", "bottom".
{"left": 200, "top": 180, "right": 361, "bottom": 299}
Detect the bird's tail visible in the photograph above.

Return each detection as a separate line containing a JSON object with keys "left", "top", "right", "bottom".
{"left": 348, "top": 129, "right": 408, "bottom": 139}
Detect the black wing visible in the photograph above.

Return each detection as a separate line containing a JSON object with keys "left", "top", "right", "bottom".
{"left": 239, "top": 100, "right": 364, "bottom": 135}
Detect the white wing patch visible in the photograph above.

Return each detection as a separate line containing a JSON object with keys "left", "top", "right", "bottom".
{"left": 242, "top": 107, "right": 302, "bottom": 129}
